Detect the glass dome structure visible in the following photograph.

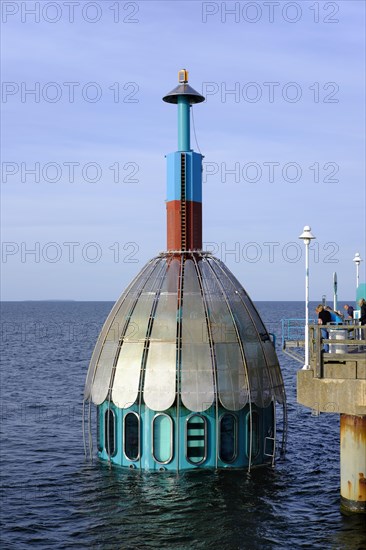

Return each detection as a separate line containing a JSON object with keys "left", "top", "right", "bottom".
{"left": 83, "top": 71, "right": 286, "bottom": 471}
{"left": 85, "top": 252, "right": 285, "bottom": 413}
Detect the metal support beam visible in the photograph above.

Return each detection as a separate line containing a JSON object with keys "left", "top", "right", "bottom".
{"left": 340, "top": 414, "right": 366, "bottom": 514}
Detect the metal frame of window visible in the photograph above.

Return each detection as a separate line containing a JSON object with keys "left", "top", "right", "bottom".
{"left": 123, "top": 411, "right": 140, "bottom": 462}
{"left": 246, "top": 410, "right": 260, "bottom": 459}
{"left": 104, "top": 408, "right": 117, "bottom": 457}
{"left": 152, "top": 413, "right": 174, "bottom": 464}
{"left": 97, "top": 406, "right": 103, "bottom": 452}
{"left": 185, "top": 414, "right": 207, "bottom": 465}
{"left": 218, "top": 413, "right": 238, "bottom": 463}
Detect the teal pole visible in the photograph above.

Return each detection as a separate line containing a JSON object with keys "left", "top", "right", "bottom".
{"left": 177, "top": 96, "right": 190, "bottom": 151}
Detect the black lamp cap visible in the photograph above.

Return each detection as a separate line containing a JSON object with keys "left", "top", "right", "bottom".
{"left": 163, "top": 83, "right": 205, "bottom": 104}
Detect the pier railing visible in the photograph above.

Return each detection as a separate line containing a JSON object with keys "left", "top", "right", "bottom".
{"left": 281, "top": 318, "right": 315, "bottom": 363}
{"left": 281, "top": 318, "right": 306, "bottom": 347}
{"left": 282, "top": 319, "right": 366, "bottom": 372}
{"left": 309, "top": 323, "right": 366, "bottom": 379}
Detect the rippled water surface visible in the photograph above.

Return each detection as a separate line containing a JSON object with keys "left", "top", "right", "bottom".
{"left": 1, "top": 301, "right": 365, "bottom": 549}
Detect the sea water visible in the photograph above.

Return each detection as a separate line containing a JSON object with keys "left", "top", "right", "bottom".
{"left": 1, "top": 301, "right": 365, "bottom": 549}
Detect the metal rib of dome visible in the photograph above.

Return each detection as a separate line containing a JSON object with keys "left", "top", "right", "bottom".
{"left": 84, "top": 252, "right": 286, "bottom": 413}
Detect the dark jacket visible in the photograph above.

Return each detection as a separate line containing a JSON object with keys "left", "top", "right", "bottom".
{"left": 318, "top": 309, "right": 332, "bottom": 325}
{"left": 360, "top": 303, "right": 366, "bottom": 325}
{"left": 347, "top": 306, "right": 354, "bottom": 318}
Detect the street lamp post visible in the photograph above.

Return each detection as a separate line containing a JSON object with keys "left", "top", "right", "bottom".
{"left": 352, "top": 252, "right": 362, "bottom": 289}
{"left": 299, "top": 226, "right": 316, "bottom": 370}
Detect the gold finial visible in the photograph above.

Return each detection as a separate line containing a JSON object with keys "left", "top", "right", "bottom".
{"left": 178, "top": 69, "right": 188, "bottom": 84}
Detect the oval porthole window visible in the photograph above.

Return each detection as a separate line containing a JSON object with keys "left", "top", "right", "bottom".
{"left": 152, "top": 414, "right": 173, "bottom": 464}
{"left": 124, "top": 412, "right": 140, "bottom": 461}
{"left": 104, "top": 408, "right": 116, "bottom": 457}
{"left": 97, "top": 407, "right": 103, "bottom": 452}
{"left": 219, "top": 413, "right": 237, "bottom": 463}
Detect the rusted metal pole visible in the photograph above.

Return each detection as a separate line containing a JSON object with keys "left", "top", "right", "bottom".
{"left": 340, "top": 414, "right": 366, "bottom": 514}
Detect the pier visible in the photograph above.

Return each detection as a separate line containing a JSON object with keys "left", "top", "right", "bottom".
{"left": 284, "top": 322, "right": 366, "bottom": 514}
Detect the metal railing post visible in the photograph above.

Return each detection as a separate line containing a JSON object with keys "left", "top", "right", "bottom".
{"left": 315, "top": 325, "right": 322, "bottom": 378}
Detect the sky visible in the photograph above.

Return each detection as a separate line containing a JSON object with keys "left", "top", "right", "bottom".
{"left": 1, "top": 0, "right": 365, "bottom": 301}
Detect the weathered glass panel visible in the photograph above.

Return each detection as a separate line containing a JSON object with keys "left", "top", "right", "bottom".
{"left": 209, "top": 258, "right": 273, "bottom": 407}
{"left": 215, "top": 343, "right": 248, "bottom": 410}
{"left": 123, "top": 294, "right": 155, "bottom": 342}
{"left": 149, "top": 259, "right": 179, "bottom": 342}
{"left": 144, "top": 343, "right": 176, "bottom": 411}
{"left": 200, "top": 260, "right": 238, "bottom": 344}
{"left": 112, "top": 342, "right": 144, "bottom": 408}
{"left": 88, "top": 259, "right": 158, "bottom": 404}
{"left": 199, "top": 259, "right": 247, "bottom": 410}
{"left": 181, "top": 260, "right": 214, "bottom": 412}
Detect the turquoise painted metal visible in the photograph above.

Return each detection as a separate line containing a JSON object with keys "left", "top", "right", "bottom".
{"left": 166, "top": 151, "right": 202, "bottom": 202}
{"left": 97, "top": 401, "right": 276, "bottom": 471}
{"left": 178, "top": 96, "right": 190, "bottom": 151}
{"left": 356, "top": 283, "right": 366, "bottom": 308}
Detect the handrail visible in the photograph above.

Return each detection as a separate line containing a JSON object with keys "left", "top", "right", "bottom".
{"left": 308, "top": 324, "right": 365, "bottom": 378}
{"left": 282, "top": 319, "right": 365, "bottom": 371}
{"left": 281, "top": 318, "right": 316, "bottom": 348}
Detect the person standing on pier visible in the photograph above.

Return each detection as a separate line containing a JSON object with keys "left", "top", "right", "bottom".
{"left": 316, "top": 305, "right": 331, "bottom": 352}
{"left": 343, "top": 304, "right": 354, "bottom": 319}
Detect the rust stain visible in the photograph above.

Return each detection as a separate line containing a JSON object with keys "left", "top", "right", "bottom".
{"left": 340, "top": 414, "right": 366, "bottom": 445}
{"left": 359, "top": 473, "right": 366, "bottom": 501}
